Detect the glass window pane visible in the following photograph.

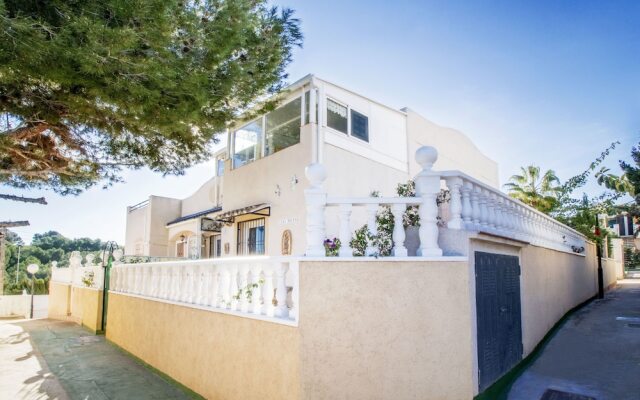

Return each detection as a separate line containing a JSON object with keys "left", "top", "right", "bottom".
{"left": 233, "top": 120, "right": 262, "bottom": 168}
{"left": 304, "top": 90, "right": 310, "bottom": 124}
{"left": 351, "top": 109, "right": 369, "bottom": 142}
{"left": 327, "top": 99, "right": 348, "bottom": 134}
{"left": 265, "top": 97, "right": 301, "bottom": 156}
{"left": 216, "top": 158, "right": 224, "bottom": 176}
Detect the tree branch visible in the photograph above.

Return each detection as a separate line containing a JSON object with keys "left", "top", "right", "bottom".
{"left": 0, "top": 194, "right": 47, "bottom": 204}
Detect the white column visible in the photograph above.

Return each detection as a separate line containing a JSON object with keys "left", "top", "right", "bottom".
{"left": 338, "top": 204, "right": 353, "bottom": 257}
{"left": 477, "top": 186, "right": 489, "bottom": 230}
{"left": 365, "top": 203, "right": 379, "bottom": 256}
{"left": 238, "top": 264, "right": 249, "bottom": 312}
{"left": 250, "top": 265, "right": 262, "bottom": 315}
{"left": 470, "top": 184, "right": 481, "bottom": 230}
{"left": 304, "top": 164, "right": 328, "bottom": 257}
{"left": 445, "top": 177, "right": 464, "bottom": 230}
{"left": 262, "top": 265, "right": 275, "bottom": 317}
{"left": 274, "top": 263, "right": 289, "bottom": 319}
{"left": 391, "top": 203, "right": 408, "bottom": 257}
{"left": 229, "top": 265, "right": 239, "bottom": 310}
{"left": 414, "top": 146, "right": 443, "bottom": 257}
{"left": 461, "top": 181, "right": 473, "bottom": 229}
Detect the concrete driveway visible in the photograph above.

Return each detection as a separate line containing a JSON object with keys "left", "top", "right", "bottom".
{"left": 0, "top": 318, "right": 198, "bottom": 400}
{"left": 507, "top": 280, "right": 640, "bottom": 400}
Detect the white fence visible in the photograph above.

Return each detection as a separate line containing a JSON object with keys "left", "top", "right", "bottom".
{"left": 110, "top": 256, "right": 298, "bottom": 326}
{"left": 51, "top": 250, "right": 123, "bottom": 289}
{"left": 0, "top": 294, "right": 30, "bottom": 318}
{"left": 305, "top": 146, "right": 587, "bottom": 257}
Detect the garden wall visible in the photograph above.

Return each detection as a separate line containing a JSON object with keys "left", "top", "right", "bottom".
{"left": 106, "top": 292, "right": 300, "bottom": 400}
{"left": 48, "top": 281, "right": 71, "bottom": 320}
{"left": 0, "top": 294, "right": 30, "bottom": 318}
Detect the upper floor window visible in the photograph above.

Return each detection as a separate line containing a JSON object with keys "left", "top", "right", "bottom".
{"left": 233, "top": 120, "right": 262, "bottom": 168}
{"left": 351, "top": 109, "right": 369, "bottom": 142}
{"left": 327, "top": 99, "right": 348, "bottom": 134}
{"left": 232, "top": 95, "right": 303, "bottom": 169}
{"left": 326, "top": 98, "right": 369, "bottom": 142}
{"left": 265, "top": 97, "right": 301, "bottom": 156}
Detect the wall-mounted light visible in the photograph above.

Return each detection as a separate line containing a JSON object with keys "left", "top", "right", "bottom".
{"left": 275, "top": 184, "right": 281, "bottom": 197}
{"left": 180, "top": 234, "right": 186, "bottom": 242}
{"left": 291, "top": 174, "right": 299, "bottom": 190}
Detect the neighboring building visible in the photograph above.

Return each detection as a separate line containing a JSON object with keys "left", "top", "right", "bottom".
{"left": 124, "top": 74, "right": 499, "bottom": 258}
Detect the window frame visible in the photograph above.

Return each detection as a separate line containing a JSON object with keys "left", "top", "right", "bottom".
{"left": 231, "top": 94, "right": 303, "bottom": 170}
{"left": 236, "top": 218, "right": 266, "bottom": 256}
{"left": 324, "top": 96, "right": 370, "bottom": 143}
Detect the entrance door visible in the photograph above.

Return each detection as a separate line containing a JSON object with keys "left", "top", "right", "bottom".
{"left": 475, "top": 251, "right": 523, "bottom": 391}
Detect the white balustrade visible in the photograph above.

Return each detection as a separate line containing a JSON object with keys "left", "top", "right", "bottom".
{"left": 439, "top": 170, "right": 587, "bottom": 254}
{"left": 303, "top": 145, "right": 587, "bottom": 258}
{"left": 109, "top": 257, "right": 299, "bottom": 325}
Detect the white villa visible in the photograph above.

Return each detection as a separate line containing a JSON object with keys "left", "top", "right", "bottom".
{"left": 125, "top": 74, "right": 499, "bottom": 259}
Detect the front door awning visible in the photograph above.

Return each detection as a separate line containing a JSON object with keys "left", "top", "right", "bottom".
{"left": 215, "top": 203, "right": 270, "bottom": 224}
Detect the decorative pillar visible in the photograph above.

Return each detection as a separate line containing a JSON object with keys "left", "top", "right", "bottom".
{"left": 304, "top": 163, "right": 328, "bottom": 257}
{"left": 414, "top": 146, "right": 443, "bottom": 257}
{"left": 391, "top": 203, "right": 408, "bottom": 256}
{"left": 338, "top": 204, "right": 354, "bottom": 257}
{"left": 461, "top": 181, "right": 473, "bottom": 229}
{"left": 445, "top": 176, "right": 464, "bottom": 229}
{"left": 365, "top": 203, "right": 379, "bottom": 256}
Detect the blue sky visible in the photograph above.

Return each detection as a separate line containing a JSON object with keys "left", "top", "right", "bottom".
{"left": 4, "top": 0, "right": 639, "bottom": 244}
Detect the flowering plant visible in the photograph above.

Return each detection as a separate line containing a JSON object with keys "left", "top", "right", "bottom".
{"left": 323, "top": 238, "right": 341, "bottom": 257}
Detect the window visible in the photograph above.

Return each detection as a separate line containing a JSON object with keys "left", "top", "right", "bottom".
{"left": 327, "top": 98, "right": 348, "bottom": 134}
{"left": 265, "top": 97, "right": 301, "bottom": 156}
{"left": 237, "top": 219, "right": 265, "bottom": 255}
{"left": 208, "top": 234, "right": 221, "bottom": 258}
{"left": 304, "top": 90, "right": 318, "bottom": 124}
{"left": 233, "top": 120, "right": 262, "bottom": 168}
{"left": 350, "top": 109, "right": 369, "bottom": 142}
{"left": 216, "top": 157, "right": 224, "bottom": 177}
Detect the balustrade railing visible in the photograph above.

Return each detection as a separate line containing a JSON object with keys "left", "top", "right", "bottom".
{"left": 304, "top": 146, "right": 586, "bottom": 257}
{"left": 110, "top": 256, "right": 298, "bottom": 325}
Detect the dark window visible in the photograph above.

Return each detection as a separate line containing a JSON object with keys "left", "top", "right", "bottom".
{"left": 237, "top": 218, "right": 266, "bottom": 255}
{"left": 351, "top": 109, "right": 369, "bottom": 142}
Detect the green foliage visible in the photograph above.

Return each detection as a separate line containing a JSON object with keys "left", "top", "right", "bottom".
{"left": 504, "top": 166, "right": 561, "bottom": 212}
{"left": 0, "top": 0, "right": 302, "bottom": 195}
{"left": 624, "top": 247, "right": 640, "bottom": 270}
{"left": 3, "top": 230, "right": 114, "bottom": 294}
{"left": 323, "top": 238, "right": 340, "bottom": 257}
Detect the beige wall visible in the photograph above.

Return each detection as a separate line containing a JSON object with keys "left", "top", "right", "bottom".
{"left": 70, "top": 286, "right": 103, "bottom": 333}
{"left": 181, "top": 176, "right": 221, "bottom": 216}
{"left": 298, "top": 260, "right": 475, "bottom": 400}
{"left": 106, "top": 293, "right": 300, "bottom": 400}
{"left": 221, "top": 125, "right": 313, "bottom": 257}
{"left": 125, "top": 204, "right": 148, "bottom": 256}
{"left": 405, "top": 109, "right": 500, "bottom": 188}
{"left": 48, "top": 281, "right": 72, "bottom": 320}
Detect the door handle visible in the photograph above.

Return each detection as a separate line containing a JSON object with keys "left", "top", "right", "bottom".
{"left": 500, "top": 306, "right": 507, "bottom": 313}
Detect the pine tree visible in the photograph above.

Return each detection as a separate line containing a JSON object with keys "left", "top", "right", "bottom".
{"left": 0, "top": 0, "right": 302, "bottom": 195}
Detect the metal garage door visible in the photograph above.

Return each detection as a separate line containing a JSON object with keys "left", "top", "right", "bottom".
{"left": 475, "top": 251, "right": 523, "bottom": 391}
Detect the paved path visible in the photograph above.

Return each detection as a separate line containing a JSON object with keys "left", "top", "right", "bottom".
{"left": 508, "top": 280, "right": 640, "bottom": 400}
{"left": 0, "top": 318, "right": 197, "bottom": 400}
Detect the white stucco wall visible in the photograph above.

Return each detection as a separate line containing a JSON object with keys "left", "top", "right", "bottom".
{"left": 404, "top": 108, "right": 500, "bottom": 188}
{"left": 125, "top": 203, "right": 149, "bottom": 256}
{"left": 181, "top": 176, "right": 222, "bottom": 216}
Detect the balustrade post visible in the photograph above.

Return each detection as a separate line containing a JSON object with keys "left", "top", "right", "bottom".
{"left": 305, "top": 163, "right": 328, "bottom": 257}
{"left": 274, "top": 263, "right": 289, "bottom": 318}
{"left": 494, "top": 196, "right": 505, "bottom": 235}
{"left": 262, "top": 265, "right": 275, "bottom": 317}
{"left": 229, "top": 266, "right": 239, "bottom": 310}
{"left": 238, "top": 265, "right": 249, "bottom": 312}
{"left": 338, "top": 204, "right": 354, "bottom": 257}
{"left": 366, "top": 203, "right": 379, "bottom": 256}
{"left": 471, "top": 184, "right": 482, "bottom": 230}
{"left": 391, "top": 203, "right": 408, "bottom": 257}
{"left": 414, "top": 146, "right": 443, "bottom": 257}
{"left": 485, "top": 190, "right": 497, "bottom": 232}
{"left": 445, "top": 177, "right": 464, "bottom": 229}
{"left": 461, "top": 181, "right": 473, "bottom": 229}
{"left": 250, "top": 265, "right": 262, "bottom": 315}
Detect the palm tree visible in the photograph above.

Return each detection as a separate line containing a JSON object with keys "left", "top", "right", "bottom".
{"left": 504, "top": 166, "right": 561, "bottom": 213}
